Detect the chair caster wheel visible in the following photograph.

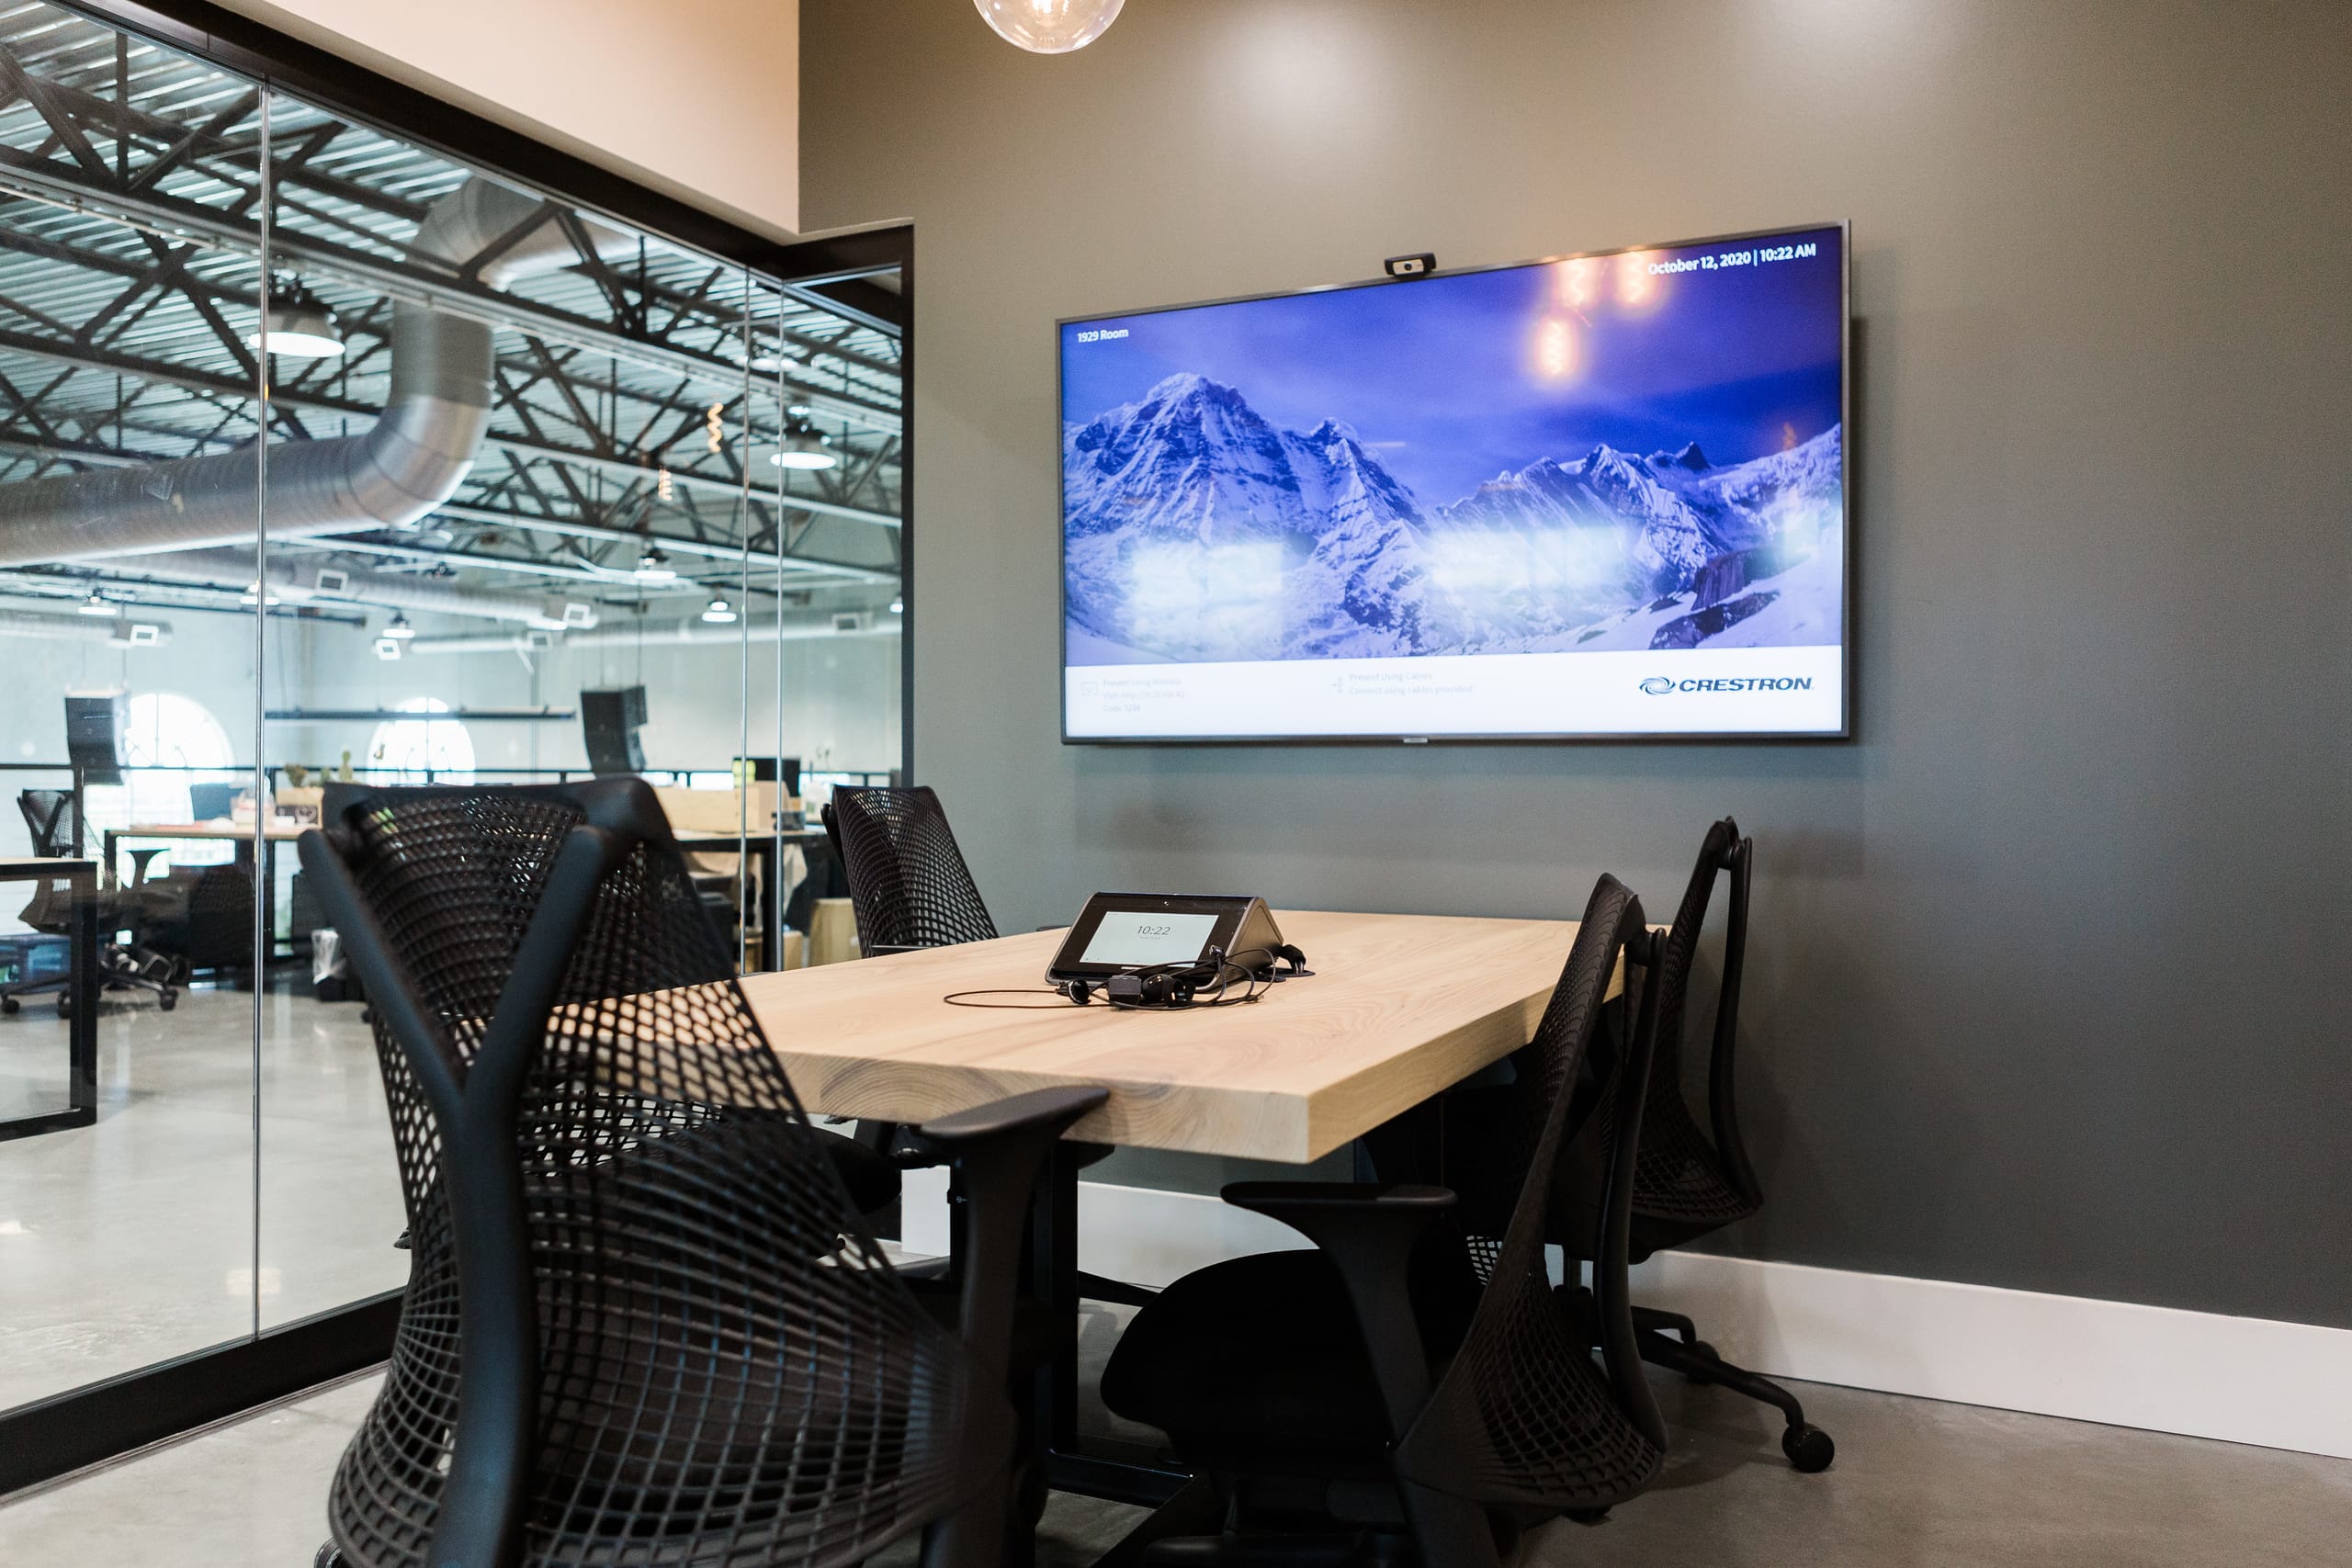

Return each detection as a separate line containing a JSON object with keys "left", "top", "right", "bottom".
{"left": 313, "top": 1542, "right": 344, "bottom": 1568}
{"left": 158, "top": 989, "right": 176, "bottom": 1011}
{"left": 1566, "top": 1507, "right": 1610, "bottom": 1523}
{"left": 2, "top": 995, "right": 17, "bottom": 1015}
{"left": 1783, "top": 1423, "right": 1835, "bottom": 1472}
{"left": 55, "top": 996, "right": 69, "bottom": 1020}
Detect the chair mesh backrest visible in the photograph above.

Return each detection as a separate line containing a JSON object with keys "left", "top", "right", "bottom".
{"left": 324, "top": 784, "right": 972, "bottom": 1568}
{"left": 1396, "top": 875, "right": 1663, "bottom": 1511}
{"left": 1623, "top": 817, "right": 1760, "bottom": 1226}
{"left": 18, "top": 789, "right": 74, "bottom": 856}
{"left": 829, "top": 786, "right": 998, "bottom": 951}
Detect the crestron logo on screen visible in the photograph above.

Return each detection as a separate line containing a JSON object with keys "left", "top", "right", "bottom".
{"left": 1640, "top": 676, "right": 1815, "bottom": 694}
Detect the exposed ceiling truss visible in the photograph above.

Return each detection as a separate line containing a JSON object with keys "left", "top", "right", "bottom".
{"left": 0, "top": 3, "right": 905, "bottom": 624}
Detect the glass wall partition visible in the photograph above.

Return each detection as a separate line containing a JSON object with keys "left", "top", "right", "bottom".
{"left": 0, "top": 0, "right": 906, "bottom": 1435}
{"left": 0, "top": 3, "right": 267, "bottom": 1408}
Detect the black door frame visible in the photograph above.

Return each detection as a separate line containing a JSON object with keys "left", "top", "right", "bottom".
{"left": 0, "top": 0, "right": 910, "bottom": 1496}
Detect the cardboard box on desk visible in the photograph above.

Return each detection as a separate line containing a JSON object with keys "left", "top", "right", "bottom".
{"left": 651, "top": 784, "right": 796, "bottom": 837}
{"left": 273, "top": 785, "right": 324, "bottom": 829}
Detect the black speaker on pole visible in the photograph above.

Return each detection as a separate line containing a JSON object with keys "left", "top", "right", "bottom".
{"left": 580, "top": 686, "right": 648, "bottom": 776}
{"left": 64, "top": 692, "right": 127, "bottom": 786}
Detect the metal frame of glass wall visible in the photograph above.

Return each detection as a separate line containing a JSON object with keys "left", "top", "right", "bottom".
{"left": 0, "top": 0, "right": 910, "bottom": 1494}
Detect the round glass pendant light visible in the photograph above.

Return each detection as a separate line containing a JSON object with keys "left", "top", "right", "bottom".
{"left": 243, "top": 278, "right": 345, "bottom": 359}
{"left": 771, "top": 423, "right": 838, "bottom": 471}
{"left": 973, "top": 0, "right": 1124, "bottom": 54}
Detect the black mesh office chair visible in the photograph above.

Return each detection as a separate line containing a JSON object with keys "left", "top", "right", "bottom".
{"left": 824, "top": 784, "right": 1152, "bottom": 1312}
{"left": 823, "top": 785, "right": 999, "bottom": 954}
{"left": 1611, "top": 818, "right": 1832, "bottom": 1471}
{"left": 3, "top": 788, "right": 177, "bottom": 1015}
{"left": 20, "top": 788, "right": 161, "bottom": 885}
{"left": 1100, "top": 875, "right": 1668, "bottom": 1567}
{"left": 320, "top": 781, "right": 898, "bottom": 1218}
{"left": 300, "top": 778, "right": 1102, "bottom": 1568}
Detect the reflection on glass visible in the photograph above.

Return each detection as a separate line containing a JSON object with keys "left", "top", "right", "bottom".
{"left": 0, "top": 3, "right": 266, "bottom": 1409}
{"left": 0, "top": 0, "right": 907, "bottom": 1404}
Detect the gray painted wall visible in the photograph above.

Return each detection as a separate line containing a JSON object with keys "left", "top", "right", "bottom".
{"left": 801, "top": 0, "right": 2351, "bottom": 1326}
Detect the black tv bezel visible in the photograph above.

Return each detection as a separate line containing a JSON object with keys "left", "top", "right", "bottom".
{"left": 1054, "top": 220, "right": 1855, "bottom": 747}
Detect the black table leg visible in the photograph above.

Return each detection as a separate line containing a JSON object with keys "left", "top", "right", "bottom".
{"left": 68, "top": 868, "right": 96, "bottom": 1116}
{"left": 754, "top": 838, "right": 782, "bottom": 972}
{"left": 1029, "top": 1144, "right": 1194, "bottom": 1508}
{"left": 228, "top": 837, "right": 282, "bottom": 987}
{"left": 764, "top": 840, "right": 785, "bottom": 972}
{"left": 262, "top": 837, "right": 278, "bottom": 967}
{"left": 1032, "top": 1142, "right": 1081, "bottom": 1451}
{"left": 0, "top": 865, "right": 100, "bottom": 1142}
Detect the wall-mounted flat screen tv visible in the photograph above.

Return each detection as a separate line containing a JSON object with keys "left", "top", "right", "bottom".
{"left": 1059, "top": 222, "right": 1849, "bottom": 742}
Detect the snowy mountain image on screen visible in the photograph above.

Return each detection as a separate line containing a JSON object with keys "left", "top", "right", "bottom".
{"left": 1063, "top": 373, "right": 1843, "bottom": 665}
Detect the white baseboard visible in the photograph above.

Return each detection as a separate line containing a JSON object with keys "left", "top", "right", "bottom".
{"left": 1627, "top": 1249, "right": 2352, "bottom": 1460}
{"left": 898, "top": 1171, "right": 2352, "bottom": 1459}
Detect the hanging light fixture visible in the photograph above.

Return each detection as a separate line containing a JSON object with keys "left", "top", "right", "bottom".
{"left": 77, "top": 590, "right": 118, "bottom": 617}
{"left": 243, "top": 277, "right": 345, "bottom": 359}
{"left": 634, "top": 547, "right": 677, "bottom": 582}
{"left": 700, "top": 595, "right": 740, "bottom": 625}
{"left": 382, "top": 612, "right": 417, "bottom": 640}
{"left": 974, "top": 0, "right": 1124, "bottom": 52}
{"left": 771, "top": 420, "right": 838, "bottom": 471}
{"left": 888, "top": 597, "right": 904, "bottom": 615}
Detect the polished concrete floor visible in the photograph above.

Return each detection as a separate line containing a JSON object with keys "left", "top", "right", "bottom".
{"left": 7, "top": 995, "right": 2350, "bottom": 1562}
{"left": 0, "top": 980, "right": 408, "bottom": 1409}
{"left": 4, "top": 1358, "right": 2348, "bottom": 1565}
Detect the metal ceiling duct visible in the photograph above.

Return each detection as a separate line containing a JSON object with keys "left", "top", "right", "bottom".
{"left": 0, "top": 180, "right": 634, "bottom": 570}
{"left": 409, "top": 616, "right": 901, "bottom": 655}
{"left": 0, "top": 604, "right": 171, "bottom": 645}
{"left": 112, "top": 547, "right": 585, "bottom": 631}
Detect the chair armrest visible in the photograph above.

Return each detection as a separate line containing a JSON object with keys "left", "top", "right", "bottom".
{"left": 1223, "top": 1181, "right": 1456, "bottom": 1438}
{"left": 915, "top": 1087, "right": 1109, "bottom": 1394}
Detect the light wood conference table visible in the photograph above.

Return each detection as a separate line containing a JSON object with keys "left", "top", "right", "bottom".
{"left": 737, "top": 908, "right": 1615, "bottom": 1164}
{"left": 737, "top": 907, "right": 1620, "bottom": 1517}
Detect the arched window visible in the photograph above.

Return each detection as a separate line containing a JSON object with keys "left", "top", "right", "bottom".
{"left": 83, "top": 692, "right": 240, "bottom": 873}
{"left": 368, "top": 698, "right": 476, "bottom": 783}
